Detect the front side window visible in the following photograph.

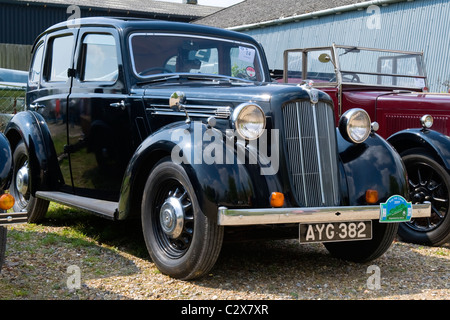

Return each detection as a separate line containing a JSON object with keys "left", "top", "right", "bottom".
{"left": 129, "top": 33, "right": 265, "bottom": 82}
{"left": 81, "top": 34, "right": 118, "bottom": 82}
{"left": 48, "top": 35, "right": 74, "bottom": 82}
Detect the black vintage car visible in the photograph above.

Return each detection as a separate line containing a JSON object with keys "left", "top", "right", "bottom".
{"left": 3, "top": 17, "right": 430, "bottom": 279}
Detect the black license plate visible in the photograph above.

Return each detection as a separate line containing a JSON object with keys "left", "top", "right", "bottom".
{"left": 299, "top": 221, "right": 372, "bottom": 243}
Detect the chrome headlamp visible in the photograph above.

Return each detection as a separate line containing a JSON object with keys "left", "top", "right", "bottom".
{"left": 232, "top": 103, "right": 266, "bottom": 140}
{"left": 339, "top": 108, "right": 371, "bottom": 144}
{"left": 420, "top": 114, "right": 433, "bottom": 129}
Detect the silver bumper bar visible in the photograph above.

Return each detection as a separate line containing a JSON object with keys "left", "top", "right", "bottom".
{"left": 218, "top": 203, "right": 431, "bottom": 226}
{"left": 0, "top": 211, "right": 28, "bottom": 226}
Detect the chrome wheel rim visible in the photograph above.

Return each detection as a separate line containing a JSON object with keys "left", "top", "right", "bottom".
{"left": 153, "top": 183, "right": 194, "bottom": 258}
{"left": 16, "top": 162, "right": 29, "bottom": 196}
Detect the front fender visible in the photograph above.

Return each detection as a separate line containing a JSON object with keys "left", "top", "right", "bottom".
{"left": 338, "top": 130, "right": 409, "bottom": 205}
{"left": 117, "top": 121, "right": 279, "bottom": 221}
{"left": 387, "top": 128, "right": 450, "bottom": 173}
{"left": 4, "top": 111, "right": 60, "bottom": 193}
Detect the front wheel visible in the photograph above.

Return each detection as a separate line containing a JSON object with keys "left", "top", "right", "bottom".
{"left": 398, "top": 150, "right": 450, "bottom": 246}
{"left": 141, "top": 158, "right": 224, "bottom": 280}
{"left": 324, "top": 221, "right": 398, "bottom": 262}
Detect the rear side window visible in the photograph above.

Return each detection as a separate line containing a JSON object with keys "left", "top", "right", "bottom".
{"left": 80, "top": 34, "right": 118, "bottom": 82}
{"left": 48, "top": 35, "right": 74, "bottom": 82}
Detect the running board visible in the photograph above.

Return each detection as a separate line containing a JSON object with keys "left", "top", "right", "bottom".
{"left": 36, "top": 191, "right": 118, "bottom": 220}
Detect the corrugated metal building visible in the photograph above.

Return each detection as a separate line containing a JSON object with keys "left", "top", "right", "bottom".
{"left": 0, "top": 0, "right": 218, "bottom": 70}
{"left": 197, "top": 0, "right": 450, "bottom": 93}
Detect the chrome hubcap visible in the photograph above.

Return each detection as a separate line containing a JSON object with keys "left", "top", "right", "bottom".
{"left": 16, "top": 163, "right": 29, "bottom": 196}
{"left": 160, "top": 196, "right": 184, "bottom": 238}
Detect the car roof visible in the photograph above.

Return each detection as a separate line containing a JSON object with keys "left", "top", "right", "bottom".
{"left": 37, "top": 17, "right": 258, "bottom": 47}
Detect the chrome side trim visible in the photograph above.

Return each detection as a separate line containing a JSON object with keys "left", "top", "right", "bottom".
{"left": 147, "top": 104, "right": 231, "bottom": 119}
{"left": 217, "top": 203, "right": 431, "bottom": 226}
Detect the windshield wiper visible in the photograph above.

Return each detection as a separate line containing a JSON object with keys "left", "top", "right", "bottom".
{"left": 136, "top": 74, "right": 182, "bottom": 85}
{"left": 184, "top": 74, "right": 252, "bottom": 83}
{"left": 137, "top": 73, "right": 253, "bottom": 86}
{"left": 339, "top": 47, "right": 360, "bottom": 56}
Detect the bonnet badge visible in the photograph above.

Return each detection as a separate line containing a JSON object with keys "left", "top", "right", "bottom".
{"left": 309, "top": 88, "right": 319, "bottom": 104}
{"left": 300, "top": 80, "right": 319, "bottom": 104}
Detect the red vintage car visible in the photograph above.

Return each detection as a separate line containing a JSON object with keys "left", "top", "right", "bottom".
{"left": 281, "top": 44, "right": 450, "bottom": 246}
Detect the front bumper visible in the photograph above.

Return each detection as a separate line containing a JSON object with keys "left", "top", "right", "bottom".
{"left": 218, "top": 203, "right": 431, "bottom": 226}
{"left": 0, "top": 211, "right": 28, "bottom": 226}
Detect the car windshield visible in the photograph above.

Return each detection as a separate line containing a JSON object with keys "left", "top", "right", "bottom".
{"left": 336, "top": 46, "right": 426, "bottom": 88}
{"left": 129, "top": 33, "right": 265, "bottom": 82}
{"left": 284, "top": 46, "right": 427, "bottom": 89}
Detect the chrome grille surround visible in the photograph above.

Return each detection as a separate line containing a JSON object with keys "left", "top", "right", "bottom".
{"left": 282, "top": 100, "right": 339, "bottom": 207}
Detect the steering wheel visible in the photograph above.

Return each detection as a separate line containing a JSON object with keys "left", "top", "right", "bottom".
{"left": 342, "top": 72, "right": 361, "bottom": 83}
{"left": 139, "top": 67, "right": 173, "bottom": 76}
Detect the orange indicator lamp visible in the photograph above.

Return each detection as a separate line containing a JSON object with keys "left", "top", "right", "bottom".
{"left": 0, "top": 193, "right": 15, "bottom": 210}
{"left": 270, "top": 192, "right": 284, "bottom": 208}
{"left": 365, "top": 189, "right": 378, "bottom": 204}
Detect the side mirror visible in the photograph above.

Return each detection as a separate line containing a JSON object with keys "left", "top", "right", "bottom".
{"left": 318, "top": 53, "right": 332, "bottom": 63}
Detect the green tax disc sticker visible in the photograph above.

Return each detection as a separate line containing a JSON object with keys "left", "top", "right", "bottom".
{"left": 380, "top": 195, "right": 412, "bottom": 222}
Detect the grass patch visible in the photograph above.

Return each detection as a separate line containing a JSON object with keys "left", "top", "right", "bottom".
{"left": 43, "top": 202, "right": 148, "bottom": 258}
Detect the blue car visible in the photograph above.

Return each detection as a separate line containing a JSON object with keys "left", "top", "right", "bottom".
{"left": 0, "top": 68, "right": 27, "bottom": 85}
{"left": 0, "top": 133, "right": 27, "bottom": 272}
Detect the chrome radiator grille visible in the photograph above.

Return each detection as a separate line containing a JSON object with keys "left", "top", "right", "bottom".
{"left": 282, "top": 100, "right": 339, "bottom": 207}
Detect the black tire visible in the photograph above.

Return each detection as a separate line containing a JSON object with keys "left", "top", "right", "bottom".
{"left": 10, "top": 141, "right": 49, "bottom": 223}
{"left": 324, "top": 221, "right": 398, "bottom": 262}
{"left": 0, "top": 226, "right": 6, "bottom": 272}
{"left": 141, "top": 158, "right": 224, "bottom": 280}
{"left": 398, "top": 149, "right": 450, "bottom": 246}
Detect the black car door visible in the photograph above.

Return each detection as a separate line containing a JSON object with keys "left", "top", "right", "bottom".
{"left": 67, "top": 28, "right": 132, "bottom": 201}
{"left": 28, "top": 28, "right": 79, "bottom": 192}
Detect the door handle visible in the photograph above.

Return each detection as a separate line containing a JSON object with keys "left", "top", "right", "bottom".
{"left": 29, "top": 103, "right": 45, "bottom": 111}
{"left": 110, "top": 100, "right": 127, "bottom": 110}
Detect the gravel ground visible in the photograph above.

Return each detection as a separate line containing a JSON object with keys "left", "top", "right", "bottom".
{"left": 0, "top": 210, "right": 448, "bottom": 301}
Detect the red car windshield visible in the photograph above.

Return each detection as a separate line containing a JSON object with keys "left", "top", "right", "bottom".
{"left": 336, "top": 46, "right": 426, "bottom": 88}
{"left": 284, "top": 46, "right": 427, "bottom": 89}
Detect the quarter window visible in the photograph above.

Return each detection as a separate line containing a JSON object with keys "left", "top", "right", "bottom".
{"left": 30, "top": 43, "right": 44, "bottom": 83}
{"left": 81, "top": 34, "right": 118, "bottom": 82}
